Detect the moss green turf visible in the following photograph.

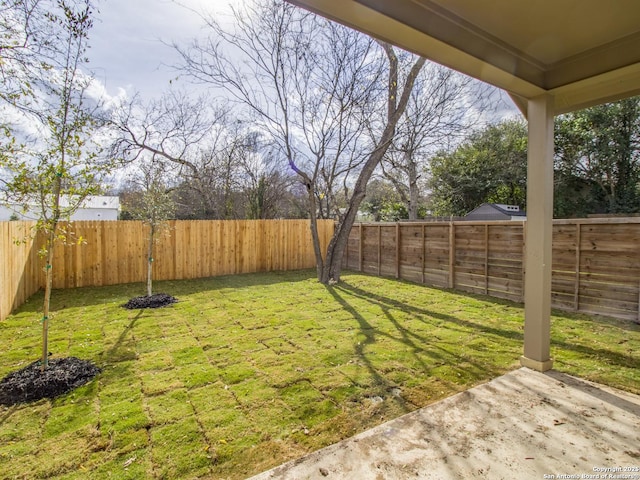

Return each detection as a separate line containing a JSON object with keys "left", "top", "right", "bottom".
{"left": 1, "top": 270, "right": 638, "bottom": 479}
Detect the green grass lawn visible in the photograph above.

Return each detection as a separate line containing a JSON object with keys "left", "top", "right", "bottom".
{"left": 1, "top": 270, "right": 638, "bottom": 479}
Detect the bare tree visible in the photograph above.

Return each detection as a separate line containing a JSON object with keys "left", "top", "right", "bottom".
{"left": 110, "top": 91, "right": 270, "bottom": 219}
{"left": 175, "top": 0, "right": 424, "bottom": 283}
{"left": 322, "top": 41, "right": 424, "bottom": 282}
{"left": 109, "top": 90, "right": 218, "bottom": 170}
{"left": 2, "top": 0, "right": 68, "bottom": 169}
{"left": 380, "top": 65, "right": 493, "bottom": 219}
{"left": 239, "top": 146, "right": 298, "bottom": 219}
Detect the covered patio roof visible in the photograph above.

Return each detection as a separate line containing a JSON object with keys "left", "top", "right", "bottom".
{"left": 286, "top": 0, "right": 640, "bottom": 372}
{"left": 287, "top": 0, "right": 640, "bottom": 115}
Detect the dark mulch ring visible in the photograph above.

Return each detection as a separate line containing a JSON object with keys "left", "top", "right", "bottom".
{"left": 122, "top": 293, "right": 178, "bottom": 309}
{"left": 0, "top": 357, "right": 101, "bottom": 406}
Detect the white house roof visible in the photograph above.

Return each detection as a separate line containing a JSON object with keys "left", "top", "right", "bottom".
{"left": 466, "top": 203, "right": 526, "bottom": 219}
{"left": 62, "top": 196, "right": 120, "bottom": 210}
{"left": 0, "top": 195, "right": 120, "bottom": 221}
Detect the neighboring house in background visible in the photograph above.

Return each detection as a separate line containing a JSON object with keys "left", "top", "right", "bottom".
{"left": 465, "top": 203, "right": 526, "bottom": 221}
{"left": 0, "top": 195, "right": 120, "bottom": 221}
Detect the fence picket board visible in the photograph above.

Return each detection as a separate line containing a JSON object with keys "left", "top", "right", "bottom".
{"left": 484, "top": 224, "right": 489, "bottom": 294}
{"left": 448, "top": 223, "right": 455, "bottom": 289}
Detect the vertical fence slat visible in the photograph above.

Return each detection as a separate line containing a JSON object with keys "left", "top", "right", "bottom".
{"left": 638, "top": 277, "right": 640, "bottom": 324}
{"left": 574, "top": 222, "right": 581, "bottom": 311}
{"left": 395, "top": 223, "right": 400, "bottom": 279}
{"left": 484, "top": 224, "right": 489, "bottom": 295}
{"left": 522, "top": 221, "right": 526, "bottom": 303}
{"left": 422, "top": 224, "right": 426, "bottom": 285}
{"left": 377, "top": 225, "right": 381, "bottom": 276}
{"left": 359, "top": 224, "right": 363, "bottom": 272}
{"left": 1, "top": 221, "right": 40, "bottom": 321}
{"left": 448, "top": 223, "right": 455, "bottom": 289}
{"left": 344, "top": 228, "right": 349, "bottom": 269}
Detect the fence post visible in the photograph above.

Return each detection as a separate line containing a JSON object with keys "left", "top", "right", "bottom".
{"left": 484, "top": 224, "right": 489, "bottom": 295}
{"left": 377, "top": 225, "right": 382, "bottom": 276}
{"left": 521, "top": 221, "right": 526, "bottom": 303}
{"left": 344, "top": 227, "right": 349, "bottom": 269}
{"left": 359, "top": 223, "right": 363, "bottom": 272}
{"left": 396, "top": 223, "right": 401, "bottom": 279}
{"left": 574, "top": 222, "right": 581, "bottom": 311}
{"left": 448, "top": 222, "right": 455, "bottom": 289}
{"left": 422, "top": 224, "right": 426, "bottom": 284}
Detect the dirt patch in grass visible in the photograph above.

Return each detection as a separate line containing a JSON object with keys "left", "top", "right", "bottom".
{"left": 0, "top": 357, "right": 100, "bottom": 406}
{"left": 122, "top": 293, "right": 178, "bottom": 309}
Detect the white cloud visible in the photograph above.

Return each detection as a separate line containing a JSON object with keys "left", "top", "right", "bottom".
{"left": 86, "top": 77, "right": 128, "bottom": 111}
{"left": 88, "top": 0, "right": 244, "bottom": 100}
{"left": 0, "top": 102, "right": 46, "bottom": 140}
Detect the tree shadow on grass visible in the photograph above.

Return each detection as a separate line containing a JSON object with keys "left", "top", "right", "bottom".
{"left": 336, "top": 280, "right": 523, "bottom": 342}
{"left": 551, "top": 339, "right": 639, "bottom": 371}
{"left": 324, "top": 285, "right": 388, "bottom": 387}
{"left": 324, "top": 285, "right": 417, "bottom": 414}
{"left": 551, "top": 309, "right": 640, "bottom": 333}
{"left": 102, "top": 309, "right": 145, "bottom": 365}
{"left": 13, "top": 270, "right": 319, "bottom": 312}
{"left": 324, "top": 281, "right": 512, "bottom": 408}
{"left": 336, "top": 279, "right": 639, "bottom": 376}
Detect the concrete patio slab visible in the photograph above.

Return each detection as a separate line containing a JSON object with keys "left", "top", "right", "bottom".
{"left": 249, "top": 368, "right": 640, "bottom": 480}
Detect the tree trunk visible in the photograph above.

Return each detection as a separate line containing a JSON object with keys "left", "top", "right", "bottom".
{"left": 306, "top": 186, "right": 325, "bottom": 282}
{"left": 41, "top": 230, "right": 56, "bottom": 371}
{"left": 320, "top": 131, "right": 393, "bottom": 283}
{"left": 407, "top": 152, "right": 419, "bottom": 220}
{"left": 42, "top": 168, "right": 63, "bottom": 371}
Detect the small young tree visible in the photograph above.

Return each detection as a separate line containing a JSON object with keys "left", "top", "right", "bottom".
{"left": 125, "top": 157, "right": 176, "bottom": 297}
{"left": 0, "top": 0, "right": 110, "bottom": 370}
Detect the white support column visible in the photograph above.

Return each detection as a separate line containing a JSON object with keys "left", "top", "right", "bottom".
{"left": 521, "top": 94, "right": 555, "bottom": 372}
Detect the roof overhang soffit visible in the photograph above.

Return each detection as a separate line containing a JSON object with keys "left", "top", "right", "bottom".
{"left": 286, "top": 0, "right": 640, "bottom": 115}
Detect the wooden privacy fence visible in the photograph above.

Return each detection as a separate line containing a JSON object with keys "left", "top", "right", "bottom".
{"left": 0, "top": 221, "right": 42, "bottom": 324}
{"left": 5, "top": 217, "right": 640, "bottom": 323}
{"left": 1, "top": 219, "right": 334, "bottom": 321}
{"left": 342, "top": 218, "right": 640, "bottom": 322}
